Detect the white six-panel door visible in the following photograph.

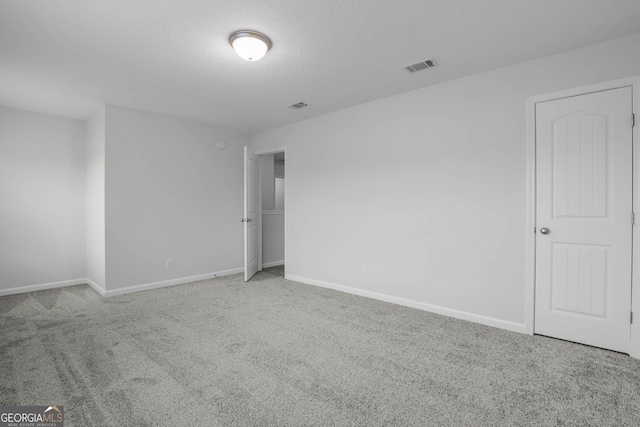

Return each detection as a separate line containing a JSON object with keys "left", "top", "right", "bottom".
{"left": 535, "top": 87, "right": 633, "bottom": 353}
{"left": 244, "top": 147, "right": 259, "bottom": 281}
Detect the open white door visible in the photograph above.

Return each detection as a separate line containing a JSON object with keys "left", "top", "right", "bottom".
{"left": 244, "top": 147, "right": 259, "bottom": 281}
{"left": 535, "top": 86, "right": 633, "bottom": 353}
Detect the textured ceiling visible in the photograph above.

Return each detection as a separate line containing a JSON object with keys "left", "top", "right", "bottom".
{"left": 1, "top": 0, "right": 640, "bottom": 134}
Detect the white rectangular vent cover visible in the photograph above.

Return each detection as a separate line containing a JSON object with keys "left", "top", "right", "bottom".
{"left": 289, "top": 102, "right": 308, "bottom": 109}
{"left": 405, "top": 58, "right": 438, "bottom": 73}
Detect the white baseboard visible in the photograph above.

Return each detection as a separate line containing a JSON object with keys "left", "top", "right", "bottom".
{"left": 1, "top": 271, "right": 525, "bottom": 336}
{"left": 0, "top": 278, "right": 88, "bottom": 297}
{"left": 103, "top": 267, "right": 243, "bottom": 297}
{"left": 262, "top": 260, "right": 284, "bottom": 268}
{"left": 85, "top": 277, "right": 106, "bottom": 297}
{"left": 0, "top": 268, "right": 244, "bottom": 299}
{"left": 286, "top": 274, "right": 527, "bottom": 334}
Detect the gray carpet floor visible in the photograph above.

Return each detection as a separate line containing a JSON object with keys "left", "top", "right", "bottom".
{"left": 2, "top": 268, "right": 640, "bottom": 426}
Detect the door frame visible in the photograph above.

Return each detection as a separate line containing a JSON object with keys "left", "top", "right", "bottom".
{"left": 525, "top": 76, "right": 640, "bottom": 358}
{"left": 254, "top": 146, "right": 288, "bottom": 277}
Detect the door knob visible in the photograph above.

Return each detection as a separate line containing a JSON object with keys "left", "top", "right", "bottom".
{"left": 540, "top": 227, "right": 550, "bottom": 235}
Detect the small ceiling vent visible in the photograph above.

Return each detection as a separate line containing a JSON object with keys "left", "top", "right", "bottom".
{"left": 289, "top": 102, "right": 308, "bottom": 109}
{"left": 405, "top": 58, "right": 438, "bottom": 73}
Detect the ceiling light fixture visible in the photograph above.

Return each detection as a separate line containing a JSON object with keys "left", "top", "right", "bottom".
{"left": 229, "top": 30, "right": 272, "bottom": 61}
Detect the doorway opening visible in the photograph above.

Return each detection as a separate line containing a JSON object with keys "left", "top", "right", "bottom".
{"left": 243, "top": 146, "right": 287, "bottom": 282}
{"left": 259, "top": 151, "right": 285, "bottom": 277}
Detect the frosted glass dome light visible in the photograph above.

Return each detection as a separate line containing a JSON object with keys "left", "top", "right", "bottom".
{"left": 229, "top": 30, "right": 272, "bottom": 61}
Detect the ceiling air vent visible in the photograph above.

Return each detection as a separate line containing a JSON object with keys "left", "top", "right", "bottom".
{"left": 405, "top": 58, "right": 438, "bottom": 73}
{"left": 289, "top": 102, "right": 308, "bottom": 109}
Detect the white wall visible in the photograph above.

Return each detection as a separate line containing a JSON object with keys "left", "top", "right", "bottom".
{"left": 274, "top": 163, "right": 285, "bottom": 178}
{"left": 0, "top": 107, "right": 86, "bottom": 291}
{"left": 86, "top": 107, "right": 106, "bottom": 289}
{"left": 260, "top": 154, "right": 275, "bottom": 210}
{"left": 104, "top": 105, "right": 249, "bottom": 290}
{"left": 251, "top": 31, "right": 640, "bottom": 327}
{"left": 262, "top": 213, "right": 285, "bottom": 265}
{"left": 261, "top": 155, "right": 284, "bottom": 266}
{"left": 274, "top": 177, "right": 285, "bottom": 211}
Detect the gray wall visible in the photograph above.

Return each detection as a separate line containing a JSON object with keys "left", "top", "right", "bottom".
{"left": 274, "top": 163, "right": 284, "bottom": 178}
{"left": 4, "top": 31, "right": 640, "bottom": 310}
{"left": 262, "top": 213, "right": 284, "bottom": 265}
{"left": 104, "top": 105, "right": 249, "bottom": 290}
{"left": 86, "top": 107, "right": 106, "bottom": 288}
{"left": 250, "top": 31, "right": 640, "bottom": 327}
{"left": 0, "top": 107, "right": 86, "bottom": 291}
{"left": 260, "top": 154, "right": 275, "bottom": 210}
